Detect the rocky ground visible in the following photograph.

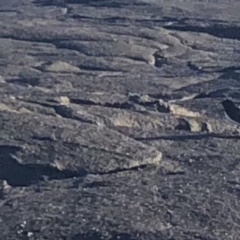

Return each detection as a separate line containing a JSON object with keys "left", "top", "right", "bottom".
{"left": 1, "top": 0, "right": 240, "bottom": 239}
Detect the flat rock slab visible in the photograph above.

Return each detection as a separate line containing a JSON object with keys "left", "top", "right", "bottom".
{"left": 0, "top": 110, "right": 162, "bottom": 185}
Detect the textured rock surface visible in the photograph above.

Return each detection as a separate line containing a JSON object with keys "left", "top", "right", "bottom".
{"left": 1, "top": 0, "right": 240, "bottom": 239}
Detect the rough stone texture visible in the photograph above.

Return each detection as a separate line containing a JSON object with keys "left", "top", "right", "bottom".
{"left": 1, "top": 0, "right": 240, "bottom": 239}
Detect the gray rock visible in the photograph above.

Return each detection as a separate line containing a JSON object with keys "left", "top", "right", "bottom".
{"left": 0, "top": 0, "right": 240, "bottom": 239}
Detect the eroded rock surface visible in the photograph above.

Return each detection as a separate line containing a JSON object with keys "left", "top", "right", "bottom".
{"left": 1, "top": 0, "right": 240, "bottom": 239}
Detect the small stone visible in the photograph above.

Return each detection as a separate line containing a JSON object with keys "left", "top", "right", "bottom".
{"left": 59, "top": 96, "right": 70, "bottom": 106}
{"left": 170, "top": 104, "right": 201, "bottom": 117}
{"left": 44, "top": 61, "right": 81, "bottom": 73}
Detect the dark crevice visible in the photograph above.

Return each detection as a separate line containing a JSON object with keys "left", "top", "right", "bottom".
{"left": 70, "top": 97, "right": 135, "bottom": 110}
{"left": 187, "top": 63, "right": 240, "bottom": 75}
{"left": 22, "top": 93, "right": 170, "bottom": 117}
{"left": 153, "top": 52, "right": 168, "bottom": 69}
{"left": 70, "top": 15, "right": 93, "bottom": 20}
{"left": 128, "top": 94, "right": 170, "bottom": 113}
{"left": 0, "top": 145, "right": 22, "bottom": 155}
{"left": 164, "top": 22, "right": 240, "bottom": 41}
{"left": 78, "top": 65, "right": 121, "bottom": 72}
{"left": 219, "top": 67, "right": 240, "bottom": 80}
{"left": 70, "top": 98, "right": 132, "bottom": 109}
{"left": 190, "top": 90, "right": 224, "bottom": 100}
{"left": 53, "top": 105, "right": 94, "bottom": 124}
{"left": 20, "top": 99, "right": 95, "bottom": 124}
{"left": 135, "top": 133, "right": 240, "bottom": 142}
{"left": 0, "top": 9, "right": 19, "bottom": 13}
{"left": 104, "top": 101, "right": 133, "bottom": 109}
{"left": 218, "top": 66, "right": 240, "bottom": 74}
{"left": 0, "top": 34, "right": 97, "bottom": 47}
{"left": 0, "top": 180, "right": 5, "bottom": 200}
{"left": 175, "top": 88, "right": 240, "bottom": 102}
{"left": 69, "top": 98, "right": 99, "bottom": 106}
{"left": 52, "top": 39, "right": 109, "bottom": 54}
{"left": 95, "top": 164, "right": 148, "bottom": 176}
{"left": 0, "top": 154, "right": 87, "bottom": 187}
{"left": 174, "top": 119, "right": 192, "bottom": 132}
{"left": 6, "top": 77, "right": 40, "bottom": 87}
{"left": 34, "top": 0, "right": 67, "bottom": 7}
{"left": 189, "top": 88, "right": 240, "bottom": 100}
{"left": 103, "top": 16, "right": 130, "bottom": 25}
{"left": 32, "top": 135, "right": 55, "bottom": 142}
{"left": 0, "top": 149, "right": 149, "bottom": 187}
{"left": 34, "top": 0, "right": 147, "bottom": 8}
{"left": 173, "top": 68, "right": 240, "bottom": 98}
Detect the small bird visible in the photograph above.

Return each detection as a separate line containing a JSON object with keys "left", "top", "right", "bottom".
{"left": 221, "top": 99, "right": 240, "bottom": 126}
